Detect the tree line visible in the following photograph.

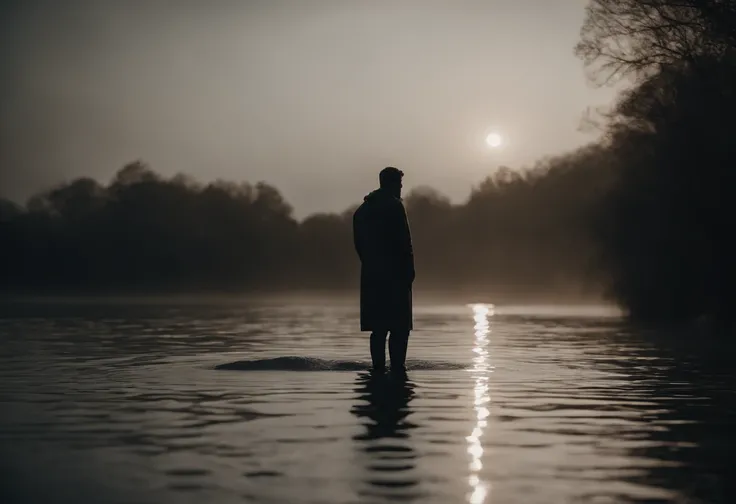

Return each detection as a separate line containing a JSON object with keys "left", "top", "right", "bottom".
{"left": 0, "top": 153, "right": 607, "bottom": 300}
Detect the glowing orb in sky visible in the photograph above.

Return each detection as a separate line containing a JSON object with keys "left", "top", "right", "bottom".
{"left": 485, "top": 132, "right": 503, "bottom": 148}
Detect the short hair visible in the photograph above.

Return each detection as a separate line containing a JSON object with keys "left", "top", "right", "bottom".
{"left": 379, "top": 166, "right": 404, "bottom": 188}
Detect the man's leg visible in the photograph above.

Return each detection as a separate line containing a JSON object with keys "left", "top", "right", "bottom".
{"left": 370, "top": 330, "right": 388, "bottom": 371}
{"left": 388, "top": 330, "right": 410, "bottom": 372}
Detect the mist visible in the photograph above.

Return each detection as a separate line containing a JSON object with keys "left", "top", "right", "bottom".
{"left": 2, "top": 0, "right": 736, "bottom": 328}
{"left": 0, "top": 0, "right": 616, "bottom": 217}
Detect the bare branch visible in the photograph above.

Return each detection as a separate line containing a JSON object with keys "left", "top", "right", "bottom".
{"left": 577, "top": 0, "right": 736, "bottom": 85}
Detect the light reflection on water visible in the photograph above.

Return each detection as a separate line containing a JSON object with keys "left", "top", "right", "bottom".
{"left": 0, "top": 300, "right": 734, "bottom": 504}
{"left": 467, "top": 303, "right": 494, "bottom": 504}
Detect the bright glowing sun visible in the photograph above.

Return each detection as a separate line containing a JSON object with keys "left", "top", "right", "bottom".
{"left": 486, "top": 132, "right": 503, "bottom": 148}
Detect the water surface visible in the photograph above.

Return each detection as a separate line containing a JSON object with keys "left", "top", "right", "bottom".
{"left": 0, "top": 299, "right": 733, "bottom": 503}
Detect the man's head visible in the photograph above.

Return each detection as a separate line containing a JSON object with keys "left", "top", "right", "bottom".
{"left": 379, "top": 166, "right": 404, "bottom": 198}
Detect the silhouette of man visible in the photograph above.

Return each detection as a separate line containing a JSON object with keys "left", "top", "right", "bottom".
{"left": 353, "top": 167, "right": 415, "bottom": 373}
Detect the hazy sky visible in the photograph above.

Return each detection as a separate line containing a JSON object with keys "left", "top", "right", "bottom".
{"left": 0, "top": 0, "right": 618, "bottom": 217}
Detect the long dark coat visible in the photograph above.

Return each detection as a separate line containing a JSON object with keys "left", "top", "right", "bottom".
{"left": 353, "top": 188, "right": 415, "bottom": 332}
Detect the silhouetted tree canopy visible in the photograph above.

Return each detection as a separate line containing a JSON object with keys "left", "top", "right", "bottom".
{"left": 579, "top": 0, "right": 736, "bottom": 327}
{"left": 0, "top": 153, "right": 607, "bottom": 301}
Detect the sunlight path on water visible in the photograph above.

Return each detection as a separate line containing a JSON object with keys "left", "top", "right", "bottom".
{"left": 466, "top": 303, "right": 494, "bottom": 504}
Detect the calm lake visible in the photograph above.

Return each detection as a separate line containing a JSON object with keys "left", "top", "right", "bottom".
{"left": 0, "top": 298, "right": 734, "bottom": 504}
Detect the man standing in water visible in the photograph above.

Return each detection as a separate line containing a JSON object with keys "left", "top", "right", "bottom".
{"left": 353, "top": 167, "right": 415, "bottom": 374}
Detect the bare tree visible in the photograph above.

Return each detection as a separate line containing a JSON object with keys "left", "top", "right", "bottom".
{"left": 576, "top": 0, "right": 736, "bottom": 84}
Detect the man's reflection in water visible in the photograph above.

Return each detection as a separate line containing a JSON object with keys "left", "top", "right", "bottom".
{"left": 350, "top": 371, "right": 420, "bottom": 502}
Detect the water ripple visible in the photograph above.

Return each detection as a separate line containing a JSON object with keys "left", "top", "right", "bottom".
{"left": 215, "top": 356, "right": 466, "bottom": 371}
{"left": 0, "top": 300, "right": 734, "bottom": 504}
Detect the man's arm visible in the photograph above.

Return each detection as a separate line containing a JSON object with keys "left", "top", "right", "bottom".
{"left": 394, "top": 201, "right": 415, "bottom": 285}
{"left": 352, "top": 209, "right": 363, "bottom": 262}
